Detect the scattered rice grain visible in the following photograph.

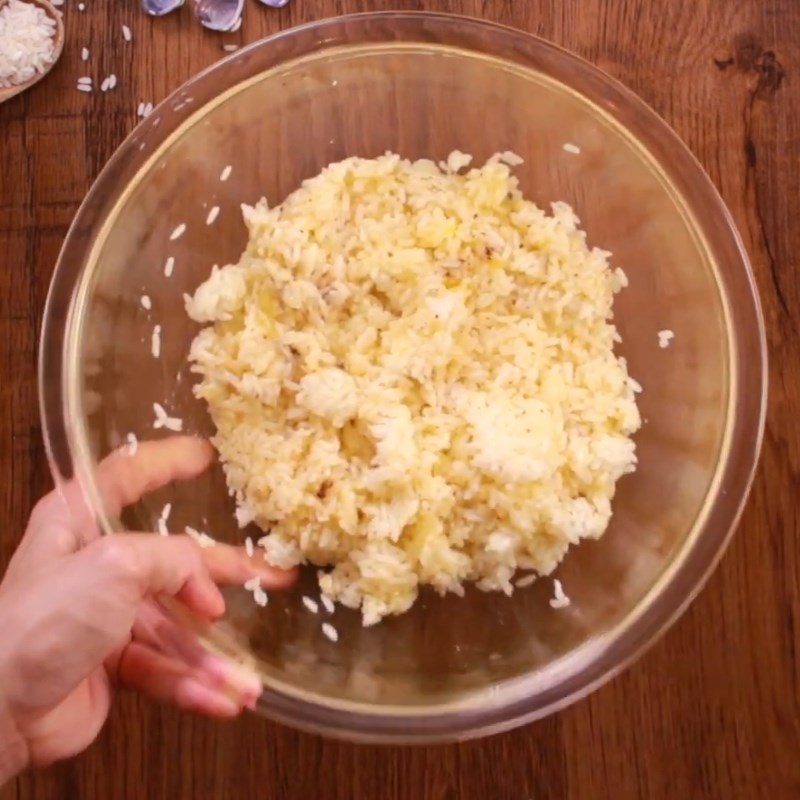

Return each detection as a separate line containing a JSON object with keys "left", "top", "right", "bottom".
{"left": 151, "top": 324, "right": 161, "bottom": 358}
{"left": 302, "top": 596, "right": 319, "bottom": 614}
{"left": 169, "top": 224, "right": 186, "bottom": 242}
{"left": 549, "top": 578, "right": 571, "bottom": 609}
{"left": 164, "top": 255, "right": 175, "bottom": 277}
{"left": 122, "top": 24, "right": 132, "bottom": 42}
{"left": 321, "top": 622, "right": 338, "bottom": 642}
{"left": 220, "top": 165, "right": 232, "bottom": 181}
{"left": 206, "top": 205, "right": 220, "bottom": 225}
{"left": 657, "top": 329, "right": 675, "bottom": 349}
{"left": 185, "top": 526, "right": 217, "bottom": 548}
{"left": 562, "top": 142, "right": 581, "bottom": 155}
{"left": 320, "top": 594, "right": 335, "bottom": 614}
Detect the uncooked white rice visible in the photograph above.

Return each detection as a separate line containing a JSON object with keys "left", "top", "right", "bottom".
{"left": 0, "top": 0, "right": 57, "bottom": 88}
{"left": 141, "top": 294, "right": 152, "bottom": 310}
{"left": 122, "top": 24, "right": 132, "bottom": 42}
{"left": 320, "top": 594, "right": 335, "bottom": 614}
{"left": 657, "top": 329, "right": 674, "bottom": 349}
{"left": 152, "top": 402, "right": 183, "bottom": 432}
{"left": 76, "top": 84, "right": 92, "bottom": 93}
{"left": 185, "top": 526, "right": 216, "bottom": 548}
{"left": 245, "top": 536, "right": 254, "bottom": 557}
{"left": 220, "top": 165, "right": 233, "bottom": 181}
{"left": 549, "top": 578, "right": 571, "bottom": 609}
{"left": 562, "top": 143, "right": 581, "bottom": 155}
{"left": 243, "top": 576, "right": 260, "bottom": 591}
{"left": 321, "top": 622, "right": 338, "bottom": 642}
{"left": 302, "top": 596, "right": 319, "bottom": 614}
{"left": 151, "top": 324, "right": 161, "bottom": 358}
{"left": 206, "top": 205, "right": 220, "bottom": 225}
{"left": 187, "top": 152, "right": 640, "bottom": 625}
{"left": 81, "top": 47, "right": 89, "bottom": 61}
{"left": 514, "top": 573, "right": 537, "bottom": 588}
{"left": 164, "top": 255, "right": 175, "bottom": 277}
{"left": 169, "top": 224, "right": 185, "bottom": 242}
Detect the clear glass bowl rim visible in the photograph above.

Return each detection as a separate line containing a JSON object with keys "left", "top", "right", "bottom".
{"left": 38, "top": 11, "right": 768, "bottom": 743}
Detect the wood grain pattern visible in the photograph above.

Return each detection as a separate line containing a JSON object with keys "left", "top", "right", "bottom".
{"left": 1, "top": 1, "right": 798, "bottom": 797}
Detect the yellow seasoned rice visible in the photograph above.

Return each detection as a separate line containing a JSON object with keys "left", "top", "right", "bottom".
{"left": 186, "top": 152, "right": 641, "bottom": 625}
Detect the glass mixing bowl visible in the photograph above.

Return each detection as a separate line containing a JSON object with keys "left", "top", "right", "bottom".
{"left": 39, "top": 12, "right": 767, "bottom": 742}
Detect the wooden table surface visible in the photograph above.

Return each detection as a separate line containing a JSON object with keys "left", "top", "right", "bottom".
{"left": 1, "top": 0, "right": 798, "bottom": 797}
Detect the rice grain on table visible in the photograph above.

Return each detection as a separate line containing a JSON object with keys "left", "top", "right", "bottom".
{"left": 563, "top": 142, "right": 581, "bottom": 155}
{"left": 151, "top": 324, "right": 161, "bottom": 358}
{"left": 206, "top": 206, "right": 220, "bottom": 225}
{"left": 187, "top": 152, "right": 641, "bottom": 625}
{"left": 657, "top": 329, "right": 674, "bottom": 349}
{"left": 81, "top": 47, "right": 89, "bottom": 61}
{"left": 122, "top": 24, "right": 132, "bottom": 42}
{"left": 169, "top": 224, "right": 185, "bottom": 242}
{"left": 220, "top": 165, "right": 233, "bottom": 181}
{"left": 164, "top": 255, "right": 175, "bottom": 277}
{"left": 141, "top": 294, "right": 152, "bottom": 310}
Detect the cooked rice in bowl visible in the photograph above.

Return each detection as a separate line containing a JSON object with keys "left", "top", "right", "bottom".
{"left": 186, "top": 151, "right": 641, "bottom": 625}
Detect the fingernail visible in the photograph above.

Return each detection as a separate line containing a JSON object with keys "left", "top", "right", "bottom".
{"left": 200, "top": 653, "right": 262, "bottom": 699}
{"left": 244, "top": 693, "right": 259, "bottom": 711}
{"left": 182, "top": 678, "right": 240, "bottom": 717}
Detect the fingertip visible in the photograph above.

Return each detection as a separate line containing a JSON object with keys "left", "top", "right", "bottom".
{"left": 180, "top": 575, "right": 226, "bottom": 619}
{"left": 254, "top": 561, "right": 299, "bottom": 590}
{"left": 176, "top": 677, "right": 242, "bottom": 718}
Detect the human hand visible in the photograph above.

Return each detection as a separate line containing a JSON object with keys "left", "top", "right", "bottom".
{"left": 0, "top": 436, "right": 296, "bottom": 782}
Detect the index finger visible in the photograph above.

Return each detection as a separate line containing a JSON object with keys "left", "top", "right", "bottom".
{"left": 28, "top": 437, "right": 214, "bottom": 556}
